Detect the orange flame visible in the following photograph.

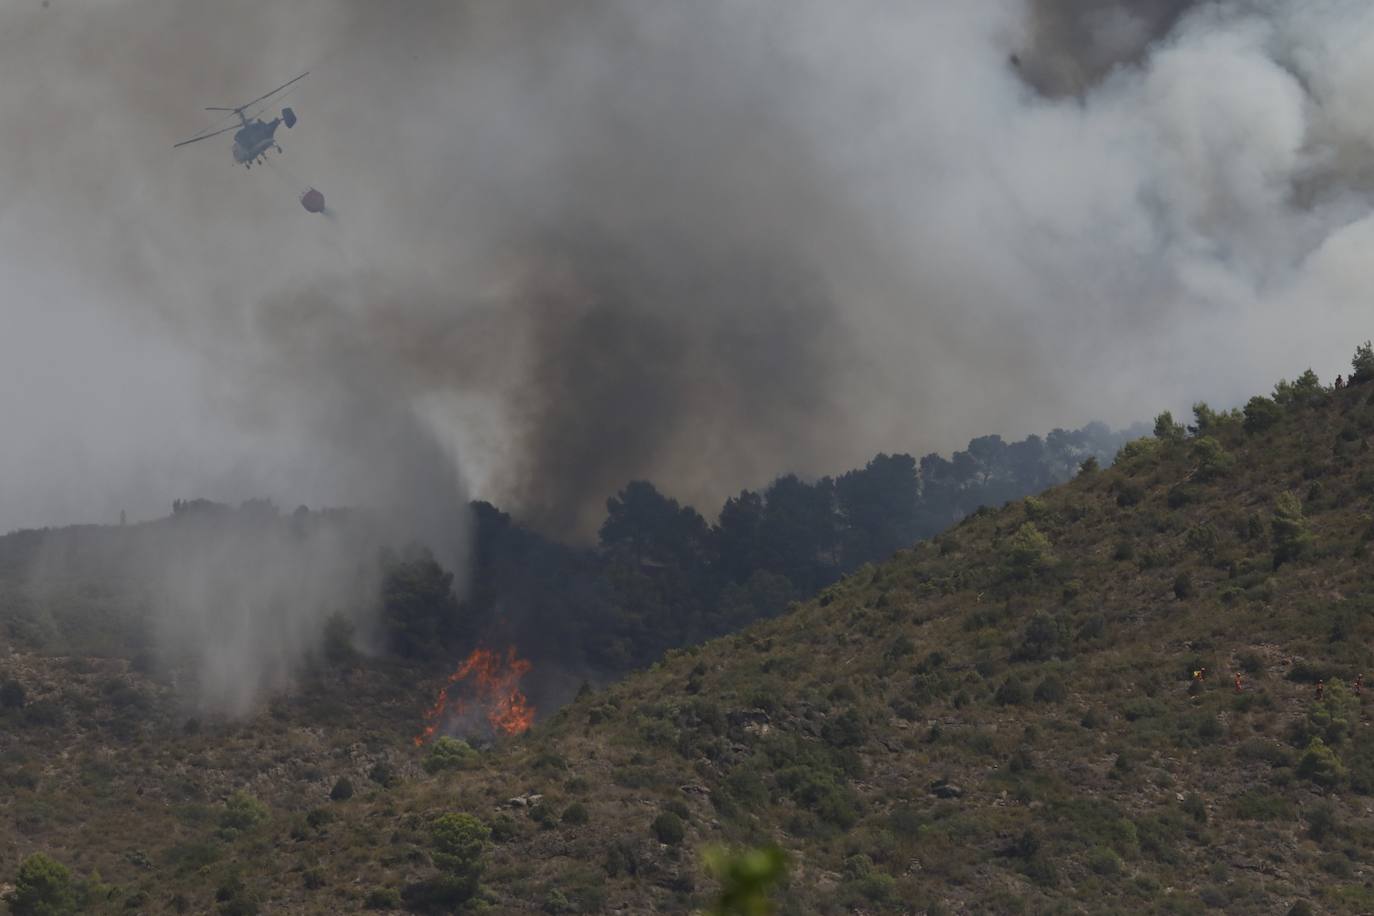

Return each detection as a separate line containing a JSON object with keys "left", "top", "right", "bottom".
{"left": 415, "top": 646, "right": 535, "bottom": 746}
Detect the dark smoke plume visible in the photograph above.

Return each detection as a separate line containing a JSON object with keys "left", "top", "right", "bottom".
{"left": 1016, "top": 0, "right": 1206, "bottom": 95}
{"left": 478, "top": 235, "right": 853, "bottom": 538}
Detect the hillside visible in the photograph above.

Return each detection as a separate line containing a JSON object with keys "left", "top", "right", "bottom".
{"left": 0, "top": 419, "right": 1134, "bottom": 704}
{"left": 4, "top": 359, "right": 1374, "bottom": 914}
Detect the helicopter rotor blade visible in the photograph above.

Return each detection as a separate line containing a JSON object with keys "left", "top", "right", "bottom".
{"left": 173, "top": 122, "right": 238, "bottom": 149}
{"left": 234, "top": 71, "right": 309, "bottom": 115}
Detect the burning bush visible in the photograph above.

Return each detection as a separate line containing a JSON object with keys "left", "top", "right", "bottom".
{"left": 415, "top": 647, "right": 536, "bottom": 746}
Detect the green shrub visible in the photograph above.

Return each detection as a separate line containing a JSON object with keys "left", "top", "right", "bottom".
{"left": 1015, "top": 613, "right": 1066, "bottom": 662}
{"left": 1230, "top": 789, "right": 1293, "bottom": 821}
{"left": 220, "top": 792, "right": 269, "bottom": 832}
{"left": 414, "top": 813, "right": 490, "bottom": 908}
{"left": 821, "top": 709, "right": 867, "bottom": 748}
{"left": 1306, "top": 802, "right": 1338, "bottom": 842}
{"left": 364, "top": 888, "right": 401, "bottom": 909}
{"left": 724, "top": 765, "right": 769, "bottom": 810}
{"left": 423, "top": 736, "right": 479, "bottom": 774}
{"left": 1005, "top": 523, "right": 1054, "bottom": 577}
{"left": 1033, "top": 676, "right": 1066, "bottom": 704}
{"left": 776, "top": 766, "right": 860, "bottom": 829}
{"left": 1297, "top": 738, "right": 1345, "bottom": 788}
{"left": 1154, "top": 411, "right": 1185, "bottom": 442}
{"left": 1115, "top": 437, "right": 1160, "bottom": 468}
{"left": 214, "top": 875, "right": 261, "bottom": 915}
{"left": 304, "top": 807, "right": 333, "bottom": 830}
{"left": 1191, "top": 436, "right": 1234, "bottom": 481}
{"left": 1272, "top": 492, "right": 1312, "bottom": 567}
{"left": 1087, "top": 847, "right": 1122, "bottom": 876}
{"left": 329, "top": 778, "right": 354, "bottom": 801}
{"left": 702, "top": 845, "right": 788, "bottom": 916}
{"left": 1273, "top": 369, "right": 1325, "bottom": 408}
{"left": 368, "top": 762, "right": 397, "bottom": 788}
{"left": 652, "top": 811, "right": 686, "bottom": 845}
{"left": 996, "top": 676, "right": 1029, "bottom": 706}
{"left": 8, "top": 853, "right": 76, "bottom": 916}
{"left": 528, "top": 803, "right": 557, "bottom": 830}
{"left": 1243, "top": 396, "right": 1282, "bottom": 433}
{"left": 1352, "top": 341, "right": 1374, "bottom": 384}
{"left": 1173, "top": 572, "right": 1194, "bottom": 600}
{"left": 561, "top": 802, "right": 589, "bottom": 826}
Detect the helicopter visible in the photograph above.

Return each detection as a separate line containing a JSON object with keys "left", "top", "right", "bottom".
{"left": 173, "top": 72, "right": 308, "bottom": 168}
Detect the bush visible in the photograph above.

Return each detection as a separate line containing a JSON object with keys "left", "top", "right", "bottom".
{"left": 1033, "top": 676, "right": 1066, "bottom": 704}
{"left": 423, "top": 736, "right": 478, "bottom": 774}
{"left": 702, "top": 845, "right": 788, "bottom": 916}
{"left": 1016, "top": 613, "right": 1065, "bottom": 662}
{"left": 1273, "top": 369, "right": 1324, "bottom": 409}
{"left": 821, "top": 709, "right": 867, "bottom": 748}
{"left": 0, "top": 679, "right": 26, "bottom": 710}
{"left": 1297, "top": 738, "right": 1345, "bottom": 788}
{"left": 365, "top": 888, "right": 401, "bottom": 909}
{"left": 1173, "top": 573, "right": 1194, "bottom": 600}
{"left": 8, "top": 853, "right": 76, "bottom": 916}
{"left": 1181, "top": 793, "right": 1207, "bottom": 823}
{"left": 419, "top": 813, "right": 490, "bottom": 908}
{"left": 561, "top": 802, "right": 589, "bottom": 826}
{"left": 329, "top": 778, "right": 354, "bottom": 801}
{"left": 1087, "top": 847, "right": 1122, "bottom": 877}
{"left": 1005, "top": 523, "right": 1054, "bottom": 577}
{"left": 1306, "top": 802, "right": 1338, "bottom": 842}
{"left": 1115, "top": 437, "right": 1160, "bottom": 467}
{"left": 305, "top": 807, "right": 334, "bottom": 830}
{"left": 528, "top": 802, "right": 557, "bottom": 830}
{"left": 1243, "top": 396, "right": 1282, "bottom": 434}
{"left": 995, "top": 676, "right": 1029, "bottom": 706}
{"left": 368, "top": 762, "right": 396, "bottom": 788}
{"left": 776, "top": 766, "right": 860, "bottom": 829}
{"left": 1154, "top": 411, "right": 1185, "bottom": 442}
{"left": 1352, "top": 341, "right": 1374, "bottom": 384}
{"left": 220, "top": 792, "right": 269, "bottom": 832}
{"left": 214, "top": 876, "right": 261, "bottom": 916}
{"left": 1191, "top": 436, "right": 1234, "bottom": 481}
{"left": 1272, "top": 492, "right": 1312, "bottom": 567}
{"left": 652, "top": 811, "right": 686, "bottom": 845}
{"left": 1115, "top": 481, "right": 1145, "bottom": 507}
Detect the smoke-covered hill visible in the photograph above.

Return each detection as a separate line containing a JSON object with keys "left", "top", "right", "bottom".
{"left": 2, "top": 351, "right": 1373, "bottom": 913}
{"left": 0, "top": 420, "right": 1135, "bottom": 717}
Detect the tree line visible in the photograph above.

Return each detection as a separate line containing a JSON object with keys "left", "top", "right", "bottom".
{"left": 383, "top": 421, "right": 1141, "bottom": 680}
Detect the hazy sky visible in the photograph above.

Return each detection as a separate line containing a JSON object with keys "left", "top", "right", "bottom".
{"left": 3, "top": 0, "right": 1372, "bottom": 538}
